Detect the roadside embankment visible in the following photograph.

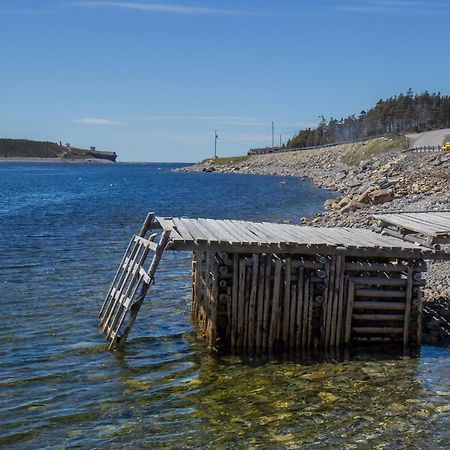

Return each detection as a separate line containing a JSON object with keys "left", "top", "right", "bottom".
{"left": 179, "top": 137, "right": 450, "bottom": 344}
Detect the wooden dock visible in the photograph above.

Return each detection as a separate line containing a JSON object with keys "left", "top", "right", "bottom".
{"left": 99, "top": 213, "right": 448, "bottom": 353}
{"left": 375, "top": 211, "right": 450, "bottom": 245}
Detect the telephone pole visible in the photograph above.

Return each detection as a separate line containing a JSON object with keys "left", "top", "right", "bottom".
{"left": 214, "top": 130, "right": 218, "bottom": 159}
{"left": 279, "top": 134, "right": 282, "bottom": 147}
{"left": 272, "top": 121, "right": 274, "bottom": 148}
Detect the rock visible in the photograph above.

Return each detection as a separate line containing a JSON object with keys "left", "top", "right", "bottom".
{"left": 368, "top": 189, "right": 393, "bottom": 205}
{"left": 340, "top": 200, "right": 366, "bottom": 213}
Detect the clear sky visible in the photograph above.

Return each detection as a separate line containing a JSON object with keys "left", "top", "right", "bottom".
{"left": 1, "top": 0, "right": 449, "bottom": 162}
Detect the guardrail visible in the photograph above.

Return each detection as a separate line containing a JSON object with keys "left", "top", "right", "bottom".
{"left": 248, "top": 135, "right": 392, "bottom": 155}
{"left": 403, "top": 145, "right": 441, "bottom": 153}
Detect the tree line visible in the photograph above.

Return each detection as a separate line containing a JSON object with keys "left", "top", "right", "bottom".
{"left": 287, "top": 90, "right": 450, "bottom": 148}
{"left": 0, "top": 139, "right": 63, "bottom": 158}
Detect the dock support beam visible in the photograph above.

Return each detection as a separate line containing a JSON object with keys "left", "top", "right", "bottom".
{"left": 191, "top": 251, "right": 425, "bottom": 354}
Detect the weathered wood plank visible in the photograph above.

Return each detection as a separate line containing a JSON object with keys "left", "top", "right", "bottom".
{"left": 248, "top": 255, "right": 259, "bottom": 352}
{"left": 344, "top": 280, "right": 355, "bottom": 345}
{"left": 231, "top": 253, "right": 239, "bottom": 351}
{"left": 282, "top": 258, "right": 291, "bottom": 347}
{"left": 403, "top": 265, "right": 414, "bottom": 345}
{"left": 353, "top": 301, "right": 405, "bottom": 311}
{"left": 268, "top": 259, "right": 282, "bottom": 352}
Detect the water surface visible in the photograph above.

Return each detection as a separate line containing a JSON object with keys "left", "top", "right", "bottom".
{"left": 0, "top": 163, "right": 448, "bottom": 448}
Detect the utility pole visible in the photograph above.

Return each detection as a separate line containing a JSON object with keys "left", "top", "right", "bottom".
{"left": 279, "top": 134, "right": 282, "bottom": 147}
{"left": 214, "top": 130, "right": 218, "bottom": 159}
{"left": 272, "top": 121, "right": 274, "bottom": 148}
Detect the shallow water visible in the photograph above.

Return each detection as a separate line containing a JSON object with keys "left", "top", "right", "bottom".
{"left": 0, "top": 163, "right": 449, "bottom": 448}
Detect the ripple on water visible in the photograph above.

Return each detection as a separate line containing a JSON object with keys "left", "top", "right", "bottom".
{"left": 0, "top": 164, "right": 449, "bottom": 448}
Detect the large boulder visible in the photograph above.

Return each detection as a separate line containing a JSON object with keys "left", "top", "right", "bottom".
{"left": 368, "top": 189, "right": 394, "bottom": 205}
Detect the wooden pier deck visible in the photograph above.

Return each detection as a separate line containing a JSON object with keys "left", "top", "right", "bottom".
{"left": 156, "top": 217, "right": 443, "bottom": 258}
{"left": 99, "top": 213, "right": 448, "bottom": 352}
{"left": 375, "top": 211, "right": 450, "bottom": 245}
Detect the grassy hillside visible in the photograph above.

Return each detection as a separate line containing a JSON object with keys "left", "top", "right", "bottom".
{"left": 0, "top": 138, "right": 117, "bottom": 161}
{"left": 0, "top": 139, "right": 64, "bottom": 158}
{"left": 341, "top": 136, "right": 406, "bottom": 165}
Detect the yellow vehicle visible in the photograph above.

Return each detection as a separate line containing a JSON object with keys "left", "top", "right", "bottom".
{"left": 441, "top": 142, "right": 450, "bottom": 151}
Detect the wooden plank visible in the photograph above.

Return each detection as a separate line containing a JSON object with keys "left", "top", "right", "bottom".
{"left": 335, "top": 257, "right": 345, "bottom": 346}
{"left": 345, "top": 261, "right": 426, "bottom": 272}
{"left": 231, "top": 253, "right": 239, "bottom": 351}
{"left": 103, "top": 239, "right": 146, "bottom": 333}
{"left": 178, "top": 218, "right": 210, "bottom": 242}
{"left": 242, "top": 262, "right": 251, "bottom": 353}
{"left": 230, "top": 220, "right": 265, "bottom": 244}
{"left": 237, "top": 258, "right": 246, "bottom": 352}
{"left": 353, "top": 301, "right": 405, "bottom": 311}
{"left": 268, "top": 259, "right": 282, "bottom": 352}
{"left": 353, "top": 327, "right": 403, "bottom": 334}
{"left": 350, "top": 277, "right": 407, "bottom": 287}
{"left": 352, "top": 314, "right": 404, "bottom": 321}
{"left": 417, "top": 288, "right": 423, "bottom": 345}
{"left": 133, "top": 235, "right": 159, "bottom": 252}
{"left": 101, "top": 238, "right": 144, "bottom": 324}
{"left": 320, "top": 259, "right": 331, "bottom": 343}
{"left": 99, "top": 235, "right": 135, "bottom": 319}
{"left": 248, "top": 255, "right": 259, "bottom": 352}
{"left": 171, "top": 218, "right": 195, "bottom": 241}
{"left": 262, "top": 254, "right": 272, "bottom": 353}
{"left": 243, "top": 221, "right": 282, "bottom": 244}
{"left": 307, "top": 277, "right": 313, "bottom": 348}
{"left": 184, "top": 219, "right": 220, "bottom": 243}
{"left": 209, "top": 256, "right": 219, "bottom": 348}
{"left": 344, "top": 281, "right": 355, "bottom": 344}
{"left": 165, "top": 240, "right": 439, "bottom": 260}
{"left": 211, "top": 219, "right": 248, "bottom": 244}
{"left": 255, "top": 256, "right": 266, "bottom": 354}
{"left": 324, "top": 256, "right": 336, "bottom": 347}
{"left": 374, "top": 213, "right": 450, "bottom": 237}
{"left": 330, "top": 255, "right": 342, "bottom": 347}
{"left": 355, "top": 289, "right": 406, "bottom": 298}
{"left": 289, "top": 272, "right": 297, "bottom": 349}
{"left": 302, "top": 271, "right": 310, "bottom": 349}
{"left": 198, "top": 218, "right": 234, "bottom": 243}
{"left": 403, "top": 265, "right": 414, "bottom": 346}
{"left": 282, "top": 258, "right": 291, "bottom": 347}
{"left": 295, "top": 267, "right": 304, "bottom": 349}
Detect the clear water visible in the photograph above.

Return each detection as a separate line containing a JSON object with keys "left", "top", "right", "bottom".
{"left": 0, "top": 163, "right": 448, "bottom": 449}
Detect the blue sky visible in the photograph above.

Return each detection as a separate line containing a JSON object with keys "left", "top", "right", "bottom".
{"left": 1, "top": 0, "right": 449, "bottom": 162}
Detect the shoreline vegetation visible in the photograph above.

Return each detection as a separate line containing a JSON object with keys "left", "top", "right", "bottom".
{"left": 178, "top": 134, "right": 450, "bottom": 345}
{"left": 0, "top": 138, "right": 117, "bottom": 162}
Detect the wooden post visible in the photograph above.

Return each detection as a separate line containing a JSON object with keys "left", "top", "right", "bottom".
{"left": 209, "top": 256, "right": 219, "bottom": 348}
{"left": 255, "top": 256, "right": 266, "bottom": 354}
{"left": 295, "top": 267, "right": 304, "bottom": 349}
{"left": 282, "top": 258, "right": 291, "bottom": 348}
{"left": 248, "top": 255, "right": 259, "bottom": 352}
{"left": 403, "top": 264, "right": 414, "bottom": 346}
{"left": 268, "top": 259, "right": 282, "bottom": 352}
{"left": 237, "top": 258, "right": 246, "bottom": 352}
{"left": 262, "top": 254, "right": 272, "bottom": 353}
{"left": 344, "top": 281, "right": 355, "bottom": 344}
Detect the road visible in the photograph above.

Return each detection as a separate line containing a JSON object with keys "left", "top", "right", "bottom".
{"left": 406, "top": 128, "right": 450, "bottom": 148}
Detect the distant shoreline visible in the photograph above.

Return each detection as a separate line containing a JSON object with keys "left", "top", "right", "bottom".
{"left": 0, "top": 157, "right": 115, "bottom": 164}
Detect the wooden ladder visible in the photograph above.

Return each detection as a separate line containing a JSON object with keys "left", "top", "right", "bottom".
{"left": 99, "top": 212, "right": 170, "bottom": 350}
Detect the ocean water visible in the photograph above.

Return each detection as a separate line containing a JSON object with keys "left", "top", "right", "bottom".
{"left": 0, "top": 162, "right": 449, "bottom": 449}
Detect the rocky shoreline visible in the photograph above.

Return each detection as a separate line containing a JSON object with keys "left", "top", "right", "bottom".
{"left": 178, "top": 139, "right": 450, "bottom": 345}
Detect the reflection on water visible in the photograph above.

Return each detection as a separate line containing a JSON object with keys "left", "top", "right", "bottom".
{"left": 0, "top": 163, "right": 448, "bottom": 448}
